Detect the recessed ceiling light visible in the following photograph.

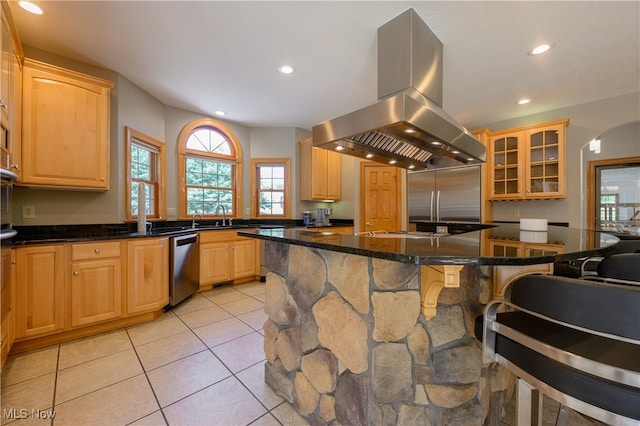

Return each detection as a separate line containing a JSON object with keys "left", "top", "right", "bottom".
{"left": 365, "top": 153, "right": 374, "bottom": 159}
{"left": 19, "top": 0, "right": 43, "bottom": 14}
{"left": 389, "top": 160, "right": 397, "bottom": 165}
{"left": 335, "top": 146, "right": 345, "bottom": 151}
{"left": 278, "top": 65, "right": 295, "bottom": 74}
{"left": 431, "top": 141, "right": 442, "bottom": 146}
{"left": 517, "top": 98, "right": 531, "bottom": 105}
{"left": 408, "top": 165, "right": 415, "bottom": 169}
{"left": 214, "top": 110, "right": 226, "bottom": 117}
{"left": 404, "top": 129, "right": 416, "bottom": 134}
{"left": 451, "top": 150, "right": 460, "bottom": 154}
{"left": 529, "top": 44, "right": 552, "bottom": 55}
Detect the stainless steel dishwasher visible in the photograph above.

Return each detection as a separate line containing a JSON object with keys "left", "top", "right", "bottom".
{"left": 168, "top": 233, "right": 199, "bottom": 308}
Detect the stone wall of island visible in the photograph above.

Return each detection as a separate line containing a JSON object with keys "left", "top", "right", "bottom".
{"left": 262, "top": 240, "right": 515, "bottom": 425}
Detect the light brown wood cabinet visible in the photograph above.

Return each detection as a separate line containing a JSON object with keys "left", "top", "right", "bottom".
{"left": 0, "top": 2, "right": 23, "bottom": 178}
{"left": 487, "top": 238, "right": 565, "bottom": 258}
{"left": 232, "top": 238, "right": 258, "bottom": 279}
{"left": 1, "top": 245, "right": 15, "bottom": 367}
{"left": 15, "top": 245, "right": 66, "bottom": 339}
{"left": 200, "top": 241, "right": 231, "bottom": 285}
{"left": 70, "top": 241, "right": 122, "bottom": 327}
{"left": 126, "top": 238, "right": 169, "bottom": 315}
{"left": 11, "top": 238, "right": 168, "bottom": 354}
{"left": 488, "top": 119, "right": 568, "bottom": 201}
{"left": 199, "top": 229, "right": 259, "bottom": 288}
{"left": 20, "top": 59, "right": 112, "bottom": 190}
{"left": 299, "top": 138, "right": 341, "bottom": 201}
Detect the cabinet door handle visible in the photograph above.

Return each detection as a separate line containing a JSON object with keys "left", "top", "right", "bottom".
{"left": 73, "top": 271, "right": 79, "bottom": 276}
{"left": 94, "top": 249, "right": 100, "bottom": 254}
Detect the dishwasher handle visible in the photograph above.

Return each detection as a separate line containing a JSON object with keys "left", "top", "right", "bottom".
{"left": 174, "top": 234, "right": 198, "bottom": 247}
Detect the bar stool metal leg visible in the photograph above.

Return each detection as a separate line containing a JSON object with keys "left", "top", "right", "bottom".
{"left": 555, "top": 404, "right": 571, "bottom": 426}
{"left": 517, "top": 378, "right": 543, "bottom": 426}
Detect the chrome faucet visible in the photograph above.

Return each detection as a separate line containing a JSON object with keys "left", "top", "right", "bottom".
{"left": 192, "top": 212, "right": 202, "bottom": 229}
{"left": 215, "top": 204, "right": 226, "bottom": 226}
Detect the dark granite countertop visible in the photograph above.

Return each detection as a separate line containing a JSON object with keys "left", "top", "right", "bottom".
{"left": 238, "top": 223, "right": 619, "bottom": 266}
{"left": 8, "top": 219, "right": 354, "bottom": 246}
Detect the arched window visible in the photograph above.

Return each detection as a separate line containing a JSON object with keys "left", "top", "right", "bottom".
{"left": 178, "top": 119, "right": 242, "bottom": 219}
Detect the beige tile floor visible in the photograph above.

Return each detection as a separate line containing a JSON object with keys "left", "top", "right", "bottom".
{"left": 0, "top": 281, "right": 310, "bottom": 426}
{"left": 0, "top": 281, "right": 611, "bottom": 426}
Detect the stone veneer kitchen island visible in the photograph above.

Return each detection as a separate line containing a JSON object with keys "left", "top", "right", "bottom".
{"left": 239, "top": 224, "right": 617, "bottom": 425}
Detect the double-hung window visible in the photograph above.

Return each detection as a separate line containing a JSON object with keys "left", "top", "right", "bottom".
{"left": 178, "top": 119, "right": 242, "bottom": 218}
{"left": 125, "top": 127, "right": 166, "bottom": 221}
{"left": 250, "top": 158, "right": 291, "bottom": 218}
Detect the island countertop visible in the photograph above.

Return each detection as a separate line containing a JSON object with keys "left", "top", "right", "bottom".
{"left": 239, "top": 223, "right": 618, "bottom": 266}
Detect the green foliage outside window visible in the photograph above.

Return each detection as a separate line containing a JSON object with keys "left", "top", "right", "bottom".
{"left": 258, "top": 165, "right": 285, "bottom": 215}
{"left": 186, "top": 157, "right": 234, "bottom": 215}
{"left": 130, "top": 144, "right": 155, "bottom": 216}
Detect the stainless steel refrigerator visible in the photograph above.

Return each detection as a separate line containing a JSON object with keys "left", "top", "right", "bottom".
{"left": 408, "top": 166, "right": 482, "bottom": 223}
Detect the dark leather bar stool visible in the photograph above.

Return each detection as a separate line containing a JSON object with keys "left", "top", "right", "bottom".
{"left": 481, "top": 274, "right": 640, "bottom": 425}
{"left": 590, "top": 252, "right": 640, "bottom": 284}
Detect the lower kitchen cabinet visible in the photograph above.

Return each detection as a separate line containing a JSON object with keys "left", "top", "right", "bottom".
{"left": 1, "top": 247, "right": 16, "bottom": 367}
{"left": 199, "top": 229, "right": 259, "bottom": 288}
{"left": 10, "top": 238, "right": 169, "bottom": 355}
{"left": 70, "top": 241, "right": 122, "bottom": 327}
{"left": 232, "top": 239, "right": 258, "bottom": 279}
{"left": 15, "top": 245, "right": 66, "bottom": 339}
{"left": 200, "top": 241, "right": 231, "bottom": 285}
{"left": 126, "top": 238, "right": 169, "bottom": 315}
{"left": 487, "top": 238, "right": 565, "bottom": 258}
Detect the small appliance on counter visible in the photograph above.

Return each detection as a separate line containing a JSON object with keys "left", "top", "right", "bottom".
{"left": 314, "top": 208, "right": 331, "bottom": 226}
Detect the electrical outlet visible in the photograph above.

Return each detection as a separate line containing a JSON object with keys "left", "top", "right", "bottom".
{"left": 167, "top": 208, "right": 176, "bottom": 216}
{"left": 22, "top": 205, "right": 36, "bottom": 219}
{"left": 245, "top": 208, "right": 251, "bottom": 216}
{"left": 513, "top": 210, "right": 520, "bottom": 217}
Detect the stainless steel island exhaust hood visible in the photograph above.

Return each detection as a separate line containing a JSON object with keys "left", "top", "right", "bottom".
{"left": 312, "top": 8, "right": 486, "bottom": 170}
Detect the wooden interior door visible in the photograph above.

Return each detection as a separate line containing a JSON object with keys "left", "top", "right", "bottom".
{"left": 360, "top": 163, "right": 401, "bottom": 232}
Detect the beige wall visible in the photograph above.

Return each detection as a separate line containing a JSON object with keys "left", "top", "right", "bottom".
{"left": 477, "top": 92, "right": 640, "bottom": 227}
{"left": 11, "top": 47, "right": 640, "bottom": 228}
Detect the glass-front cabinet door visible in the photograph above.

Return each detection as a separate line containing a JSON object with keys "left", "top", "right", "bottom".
{"left": 490, "top": 132, "right": 523, "bottom": 199}
{"left": 525, "top": 123, "right": 566, "bottom": 199}
{"left": 488, "top": 119, "right": 568, "bottom": 201}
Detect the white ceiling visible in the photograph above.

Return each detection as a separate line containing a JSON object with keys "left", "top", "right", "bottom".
{"left": 10, "top": 1, "right": 640, "bottom": 131}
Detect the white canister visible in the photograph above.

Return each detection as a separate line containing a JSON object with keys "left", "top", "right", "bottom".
{"left": 520, "top": 218, "right": 548, "bottom": 231}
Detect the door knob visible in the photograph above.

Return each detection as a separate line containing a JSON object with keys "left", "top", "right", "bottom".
{"left": 366, "top": 222, "right": 373, "bottom": 227}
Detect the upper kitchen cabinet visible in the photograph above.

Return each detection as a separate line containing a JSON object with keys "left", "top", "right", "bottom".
{"left": 0, "top": 1, "right": 23, "bottom": 177}
{"left": 299, "top": 138, "right": 341, "bottom": 201}
{"left": 488, "top": 119, "right": 568, "bottom": 201}
{"left": 20, "top": 59, "right": 112, "bottom": 190}
{"left": 471, "top": 128, "right": 493, "bottom": 223}
{"left": 489, "top": 131, "right": 525, "bottom": 200}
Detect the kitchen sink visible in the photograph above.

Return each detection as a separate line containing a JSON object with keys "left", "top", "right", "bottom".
{"left": 150, "top": 224, "right": 250, "bottom": 235}
{"left": 194, "top": 225, "right": 250, "bottom": 230}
